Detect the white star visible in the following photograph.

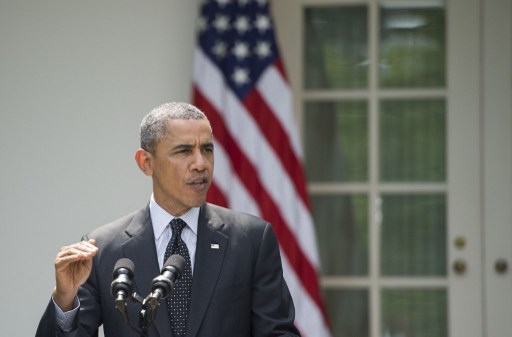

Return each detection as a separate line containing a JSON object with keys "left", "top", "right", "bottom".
{"left": 215, "top": 0, "right": 231, "bottom": 6}
{"left": 256, "top": 0, "right": 267, "bottom": 6}
{"left": 232, "top": 41, "right": 250, "bottom": 60}
{"left": 197, "top": 16, "right": 208, "bottom": 32}
{"left": 255, "top": 40, "right": 271, "bottom": 58}
{"left": 212, "top": 41, "right": 228, "bottom": 59}
{"left": 238, "top": 0, "right": 251, "bottom": 6}
{"left": 232, "top": 67, "right": 250, "bottom": 85}
{"left": 212, "top": 15, "right": 231, "bottom": 33}
{"left": 254, "top": 14, "right": 271, "bottom": 33}
{"left": 234, "top": 16, "right": 251, "bottom": 34}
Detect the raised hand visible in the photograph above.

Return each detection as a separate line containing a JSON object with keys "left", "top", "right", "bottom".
{"left": 52, "top": 239, "right": 98, "bottom": 311}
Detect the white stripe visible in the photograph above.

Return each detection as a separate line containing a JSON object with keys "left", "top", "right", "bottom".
{"left": 257, "top": 65, "right": 303, "bottom": 159}
{"left": 212, "top": 140, "right": 262, "bottom": 216}
{"left": 282, "top": 254, "right": 332, "bottom": 337}
{"left": 193, "top": 48, "right": 320, "bottom": 267}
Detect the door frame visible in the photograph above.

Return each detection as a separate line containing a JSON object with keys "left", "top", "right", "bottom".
{"left": 481, "top": 0, "right": 512, "bottom": 336}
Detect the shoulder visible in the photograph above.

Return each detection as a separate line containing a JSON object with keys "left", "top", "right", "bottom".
{"left": 202, "top": 203, "right": 276, "bottom": 242}
{"left": 84, "top": 206, "right": 149, "bottom": 246}
{"left": 203, "top": 203, "right": 268, "bottom": 228}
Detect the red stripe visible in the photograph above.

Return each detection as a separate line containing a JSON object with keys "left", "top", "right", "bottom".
{"left": 274, "top": 58, "right": 288, "bottom": 82}
{"left": 192, "top": 86, "right": 326, "bottom": 314}
{"left": 206, "top": 181, "right": 228, "bottom": 208}
{"left": 243, "top": 87, "right": 311, "bottom": 210}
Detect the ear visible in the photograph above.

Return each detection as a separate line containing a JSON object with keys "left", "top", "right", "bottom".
{"left": 135, "top": 149, "right": 153, "bottom": 176}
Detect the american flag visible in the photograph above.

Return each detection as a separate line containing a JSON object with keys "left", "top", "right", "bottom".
{"left": 191, "top": 0, "right": 332, "bottom": 336}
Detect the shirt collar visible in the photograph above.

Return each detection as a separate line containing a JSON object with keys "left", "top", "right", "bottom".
{"left": 149, "top": 194, "right": 199, "bottom": 240}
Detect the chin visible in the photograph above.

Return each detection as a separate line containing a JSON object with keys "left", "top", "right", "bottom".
{"left": 189, "top": 197, "right": 207, "bottom": 207}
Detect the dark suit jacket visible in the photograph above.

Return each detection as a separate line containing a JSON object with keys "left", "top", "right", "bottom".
{"left": 36, "top": 203, "right": 300, "bottom": 337}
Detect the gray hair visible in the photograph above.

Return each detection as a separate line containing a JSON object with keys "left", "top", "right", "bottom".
{"left": 140, "top": 102, "right": 209, "bottom": 154}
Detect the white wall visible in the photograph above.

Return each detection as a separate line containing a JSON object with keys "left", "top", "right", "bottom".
{"left": 0, "top": 1, "right": 199, "bottom": 335}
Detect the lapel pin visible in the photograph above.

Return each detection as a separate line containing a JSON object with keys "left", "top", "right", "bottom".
{"left": 211, "top": 243, "right": 220, "bottom": 250}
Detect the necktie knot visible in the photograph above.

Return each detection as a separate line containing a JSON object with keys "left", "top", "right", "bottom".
{"left": 166, "top": 218, "right": 187, "bottom": 259}
{"left": 171, "top": 218, "right": 187, "bottom": 234}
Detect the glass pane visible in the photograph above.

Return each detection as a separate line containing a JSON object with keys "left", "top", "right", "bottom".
{"left": 379, "top": 4, "right": 446, "bottom": 88}
{"left": 324, "top": 288, "right": 369, "bottom": 337}
{"left": 305, "top": 101, "right": 368, "bottom": 182}
{"left": 311, "top": 194, "right": 368, "bottom": 276}
{"left": 380, "top": 194, "right": 447, "bottom": 276}
{"left": 380, "top": 99, "right": 446, "bottom": 182}
{"left": 304, "top": 6, "right": 368, "bottom": 89}
{"left": 382, "top": 289, "right": 448, "bottom": 337}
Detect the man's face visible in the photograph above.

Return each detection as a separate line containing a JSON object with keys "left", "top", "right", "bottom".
{"left": 149, "top": 118, "right": 214, "bottom": 216}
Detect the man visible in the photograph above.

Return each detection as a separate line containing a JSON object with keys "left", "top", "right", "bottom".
{"left": 36, "top": 102, "right": 300, "bottom": 337}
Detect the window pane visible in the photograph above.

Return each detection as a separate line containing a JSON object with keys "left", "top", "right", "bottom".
{"left": 379, "top": 4, "right": 446, "bottom": 88}
{"left": 304, "top": 6, "right": 368, "bottom": 89}
{"left": 380, "top": 194, "right": 447, "bottom": 276}
{"left": 380, "top": 99, "right": 446, "bottom": 182}
{"left": 305, "top": 101, "right": 368, "bottom": 182}
{"left": 382, "top": 289, "right": 448, "bottom": 337}
{"left": 324, "top": 288, "right": 369, "bottom": 337}
{"left": 312, "top": 194, "right": 368, "bottom": 276}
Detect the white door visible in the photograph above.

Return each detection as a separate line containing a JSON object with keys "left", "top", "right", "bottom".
{"left": 271, "top": 0, "right": 509, "bottom": 336}
{"left": 447, "top": 1, "right": 483, "bottom": 335}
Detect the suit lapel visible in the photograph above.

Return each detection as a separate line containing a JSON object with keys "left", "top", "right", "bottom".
{"left": 121, "top": 206, "right": 172, "bottom": 337}
{"left": 187, "top": 205, "right": 228, "bottom": 337}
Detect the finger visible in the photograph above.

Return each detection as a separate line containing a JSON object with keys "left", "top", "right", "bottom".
{"left": 74, "top": 240, "right": 98, "bottom": 251}
{"left": 56, "top": 248, "right": 91, "bottom": 261}
{"left": 55, "top": 255, "right": 88, "bottom": 272}
{"left": 55, "top": 247, "right": 96, "bottom": 267}
{"left": 59, "top": 241, "right": 98, "bottom": 256}
{"left": 79, "top": 239, "right": 97, "bottom": 248}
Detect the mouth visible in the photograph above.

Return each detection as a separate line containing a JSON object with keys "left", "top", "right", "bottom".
{"left": 188, "top": 177, "right": 209, "bottom": 190}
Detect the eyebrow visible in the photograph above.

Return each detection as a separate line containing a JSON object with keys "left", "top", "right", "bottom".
{"left": 171, "top": 142, "right": 214, "bottom": 151}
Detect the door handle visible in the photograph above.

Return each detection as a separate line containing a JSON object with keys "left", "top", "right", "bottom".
{"left": 495, "top": 259, "right": 508, "bottom": 274}
{"left": 453, "top": 259, "right": 467, "bottom": 274}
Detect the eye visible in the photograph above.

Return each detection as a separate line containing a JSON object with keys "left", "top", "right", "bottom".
{"left": 173, "top": 147, "right": 192, "bottom": 155}
{"left": 203, "top": 145, "right": 214, "bottom": 153}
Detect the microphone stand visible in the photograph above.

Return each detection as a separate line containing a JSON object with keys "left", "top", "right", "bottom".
{"left": 114, "top": 291, "right": 161, "bottom": 337}
{"left": 132, "top": 292, "right": 156, "bottom": 337}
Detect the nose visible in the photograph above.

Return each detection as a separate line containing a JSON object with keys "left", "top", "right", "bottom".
{"left": 191, "top": 149, "right": 207, "bottom": 171}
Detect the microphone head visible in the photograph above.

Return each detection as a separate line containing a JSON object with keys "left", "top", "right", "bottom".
{"left": 111, "top": 258, "right": 135, "bottom": 299}
{"left": 163, "top": 254, "right": 186, "bottom": 276}
{"left": 113, "top": 258, "right": 135, "bottom": 277}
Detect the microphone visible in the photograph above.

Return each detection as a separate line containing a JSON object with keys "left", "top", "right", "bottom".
{"left": 147, "top": 255, "right": 185, "bottom": 310}
{"left": 110, "top": 258, "right": 135, "bottom": 322}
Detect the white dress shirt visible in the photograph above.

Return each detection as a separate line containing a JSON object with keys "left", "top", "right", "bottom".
{"left": 150, "top": 194, "right": 198, "bottom": 273}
